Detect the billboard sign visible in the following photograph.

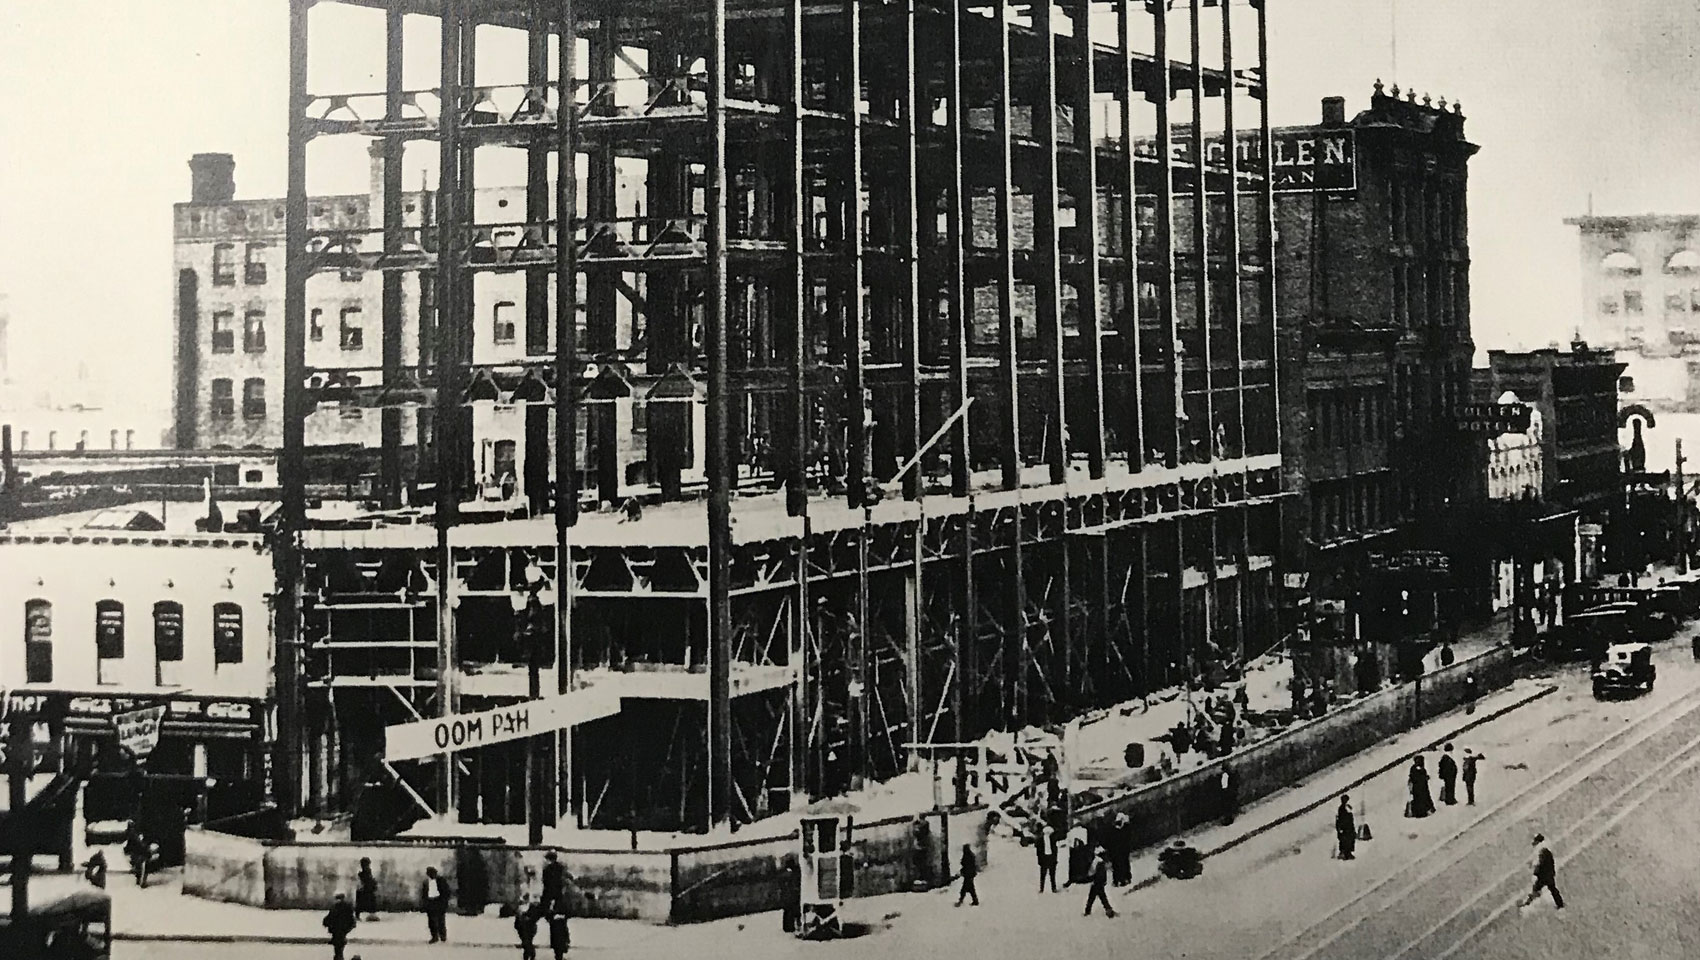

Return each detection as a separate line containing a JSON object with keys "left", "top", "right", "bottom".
{"left": 1456, "top": 403, "right": 1531, "bottom": 435}
{"left": 385, "top": 688, "right": 621, "bottom": 763}
{"left": 1139, "top": 128, "right": 1358, "bottom": 193}
{"left": 1369, "top": 550, "right": 1452, "bottom": 575}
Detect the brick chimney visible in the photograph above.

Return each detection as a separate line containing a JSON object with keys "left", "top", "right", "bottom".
{"left": 1321, "top": 97, "right": 1346, "bottom": 126}
{"left": 189, "top": 153, "right": 236, "bottom": 203}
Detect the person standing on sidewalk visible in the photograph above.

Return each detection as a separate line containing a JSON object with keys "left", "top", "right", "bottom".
{"left": 1082, "top": 846, "right": 1117, "bottom": 918}
{"left": 1219, "top": 765, "right": 1239, "bottom": 826}
{"left": 1334, "top": 795, "right": 1357, "bottom": 860}
{"left": 514, "top": 893, "right": 541, "bottom": 960}
{"left": 356, "top": 857, "right": 380, "bottom": 922}
{"left": 546, "top": 903, "right": 571, "bottom": 959}
{"left": 323, "top": 892, "right": 358, "bottom": 960}
{"left": 421, "top": 866, "right": 451, "bottom": 943}
{"left": 1518, "top": 833, "right": 1565, "bottom": 910}
{"left": 1036, "top": 822, "right": 1060, "bottom": 893}
{"left": 955, "top": 844, "right": 980, "bottom": 906}
{"left": 1462, "top": 748, "right": 1483, "bottom": 805}
{"left": 1438, "top": 744, "right": 1459, "bottom": 806}
{"left": 1405, "top": 756, "right": 1434, "bottom": 818}
{"left": 1107, "top": 813, "right": 1133, "bottom": 886}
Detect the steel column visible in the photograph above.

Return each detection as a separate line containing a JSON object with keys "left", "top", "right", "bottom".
{"left": 277, "top": 0, "right": 311, "bottom": 818}
{"left": 1034, "top": 0, "right": 1067, "bottom": 486}
{"left": 1118, "top": 0, "right": 1145, "bottom": 471}
{"left": 946, "top": 0, "right": 971, "bottom": 499}
{"left": 524, "top": 0, "right": 553, "bottom": 514}
{"left": 1073, "top": 0, "right": 1107, "bottom": 480}
{"left": 706, "top": 0, "right": 735, "bottom": 827}
{"left": 380, "top": 1, "right": 406, "bottom": 509}
{"left": 1221, "top": 0, "right": 1246, "bottom": 460}
{"left": 1152, "top": 0, "right": 1181, "bottom": 470}
{"left": 1188, "top": 0, "right": 1212, "bottom": 466}
{"left": 994, "top": 0, "right": 1021, "bottom": 489}
{"left": 1256, "top": 0, "right": 1278, "bottom": 460}
{"left": 553, "top": 0, "right": 581, "bottom": 831}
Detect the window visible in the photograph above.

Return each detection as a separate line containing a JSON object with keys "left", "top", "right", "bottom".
{"left": 212, "top": 311, "right": 235, "bottom": 353}
{"left": 24, "top": 599, "right": 52, "bottom": 683}
{"left": 96, "top": 599, "right": 124, "bottom": 684}
{"left": 125, "top": 429, "right": 135, "bottom": 450}
{"left": 1668, "top": 292, "right": 1687, "bottom": 312}
{"left": 210, "top": 379, "right": 235, "bottom": 419}
{"left": 1667, "top": 250, "right": 1700, "bottom": 275}
{"left": 340, "top": 307, "right": 364, "bottom": 351}
{"left": 213, "top": 602, "right": 244, "bottom": 666}
{"left": 47, "top": 430, "right": 57, "bottom": 451}
{"left": 1599, "top": 297, "right": 1619, "bottom": 315}
{"left": 244, "top": 309, "right": 267, "bottom": 353}
{"left": 1625, "top": 290, "right": 1644, "bottom": 315}
{"left": 309, "top": 308, "right": 325, "bottom": 342}
{"left": 339, "top": 374, "right": 363, "bottom": 420}
{"left": 242, "top": 378, "right": 267, "bottom": 420}
{"left": 212, "top": 243, "right": 236, "bottom": 286}
{"left": 153, "top": 601, "right": 184, "bottom": 687}
{"left": 1601, "top": 251, "right": 1640, "bottom": 276}
{"left": 17, "top": 430, "right": 26, "bottom": 450}
{"left": 493, "top": 301, "right": 517, "bottom": 344}
{"left": 244, "top": 242, "right": 269, "bottom": 284}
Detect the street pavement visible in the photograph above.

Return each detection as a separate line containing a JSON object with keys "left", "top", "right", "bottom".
{"left": 116, "top": 625, "right": 1700, "bottom": 960}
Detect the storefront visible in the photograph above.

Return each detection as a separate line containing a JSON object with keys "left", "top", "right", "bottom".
{"left": 53, "top": 692, "right": 269, "bottom": 835}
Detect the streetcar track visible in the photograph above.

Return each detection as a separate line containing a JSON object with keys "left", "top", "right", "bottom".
{"left": 1257, "top": 683, "right": 1700, "bottom": 960}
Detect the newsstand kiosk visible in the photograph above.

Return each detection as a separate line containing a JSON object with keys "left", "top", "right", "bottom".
{"left": 796, "top": 799, "right": 858, "bottom": 940}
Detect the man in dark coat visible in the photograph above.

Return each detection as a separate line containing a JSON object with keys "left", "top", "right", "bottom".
{"left": 1036, "top": 822, "right": 1060, "bottom": 893}
{"left": 547, "top": 905, "right": 571, "bottom": 959}
{"left": 1107, "top": 814, "right": 1133, "bottom": 886}
{"left": 1438, "top": 744, "right": 1460, "bottom": 805}
{"left": 1082, "top": 847, "right": 1117, "bottom": 918}
{"left": 1219, "top": 765, "right": 1240, "bottom": 826}
{"left": 1406, "top": 756, "right": 1435, "bottom": 818}
{"left": 323, "top": 892, "right": 358, "bottom": 960}
{"left": 1518, "top": 833, "right": 1565, "bottom": 910}
{"left": 421, "top": 866, "right": 451, "bottom": 943}
{"left": 955, "top": 844, "right": 980, "bottom": 906}
{"left": 541, "top": 852, "right": 567, "bottom": 913}
{"left": 355, "top": 858, "right": 379, "bottom": 921}
{"left": 1462, "top": 747, "right": 1483, "bottom": 805}
{"left": 514, "top": 895, "right": 541, "bottom": 960}
{"left": 1334, "top": 795, "right": 1356, "bottom": 860}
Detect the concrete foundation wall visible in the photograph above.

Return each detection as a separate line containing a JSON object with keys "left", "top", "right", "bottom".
{"left": 1076, "top": 645, "right": 1517, "bottom": 847}
{"left": 184, "top": 806, "right": 993, "bottom": 925}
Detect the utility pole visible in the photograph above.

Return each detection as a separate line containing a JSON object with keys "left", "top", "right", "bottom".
{"left": 7, "top": 716, "right": 31, "bottom": 926}
{"left": 1677, "top": 439, "right": 1687, "bottom": 574}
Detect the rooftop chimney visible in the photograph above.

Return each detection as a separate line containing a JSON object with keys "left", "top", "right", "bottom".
{"left": 189, "top": 153, "right": 236, "bottom": 204}
{"left": 1321, "top": 97, "right": 1346, "bottom": 125}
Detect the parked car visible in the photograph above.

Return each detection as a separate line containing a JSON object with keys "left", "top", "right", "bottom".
{"left": 1593, "top": 642, "right": 1656, "bottom": 699}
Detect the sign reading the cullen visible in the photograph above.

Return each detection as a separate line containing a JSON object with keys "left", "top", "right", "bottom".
{"left": 1137, "top": 129, "right": 1358, "bottom": 193}
{"left": 384, "top": 689, "right": 622, "bottom": 763}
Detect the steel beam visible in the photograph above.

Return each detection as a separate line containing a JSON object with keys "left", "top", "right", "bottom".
{"left": 994, "top": 0, "right": 1021, "bottom": 490}
{"left": 946, "top": 0, "right": 971, "bottom": 499}
{"left": 1118, "top": 0, "right": 1145, "bottom": 471}
{"left": 553, "top": 0, "right": 581, "bottom": 832}
{"left": 1034, "top": 0, "right": 1067, "bottom": 486}
{"left": 380, "top": 1, "right": 407, "bottom": 510}
{"left": 706, "top": 0, "right": 735, "bottom": 827}
{"left": 1072, "top": 0, "right": 1107, "bottom": 480}
{"left": 1221, "top": 0, "right": 1246, "bottom": 460}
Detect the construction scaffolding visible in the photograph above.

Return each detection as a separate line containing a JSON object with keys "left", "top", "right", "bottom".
{"left": 277, "top": 0, "right": 1284, "bottom": 834}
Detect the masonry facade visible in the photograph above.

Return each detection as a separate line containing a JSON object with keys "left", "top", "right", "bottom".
{"left": 1275, "top": 84, "right": 1480, "bottom": 665}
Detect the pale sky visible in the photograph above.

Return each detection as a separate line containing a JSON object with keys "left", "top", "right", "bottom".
{"left": 2, "top": 0, "right": 1697, "bottom": 418}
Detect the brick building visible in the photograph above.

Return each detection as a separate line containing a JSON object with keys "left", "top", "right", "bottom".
{"left": 1275, "top": 84, "right": 1479, "bottom": 666}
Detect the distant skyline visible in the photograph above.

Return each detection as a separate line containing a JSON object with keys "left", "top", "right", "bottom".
{"left": 3, "top": 0, "right": 1697, "bottom": 418}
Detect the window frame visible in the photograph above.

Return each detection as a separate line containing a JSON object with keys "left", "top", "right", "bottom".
{"left": 212, "top": 602, "right": 244, "bottom": 666}
{"left": 242, "top": 378, "right": 267, "bottom": 420}
{"left": 212, "top": 242, "right": 237, "bottom": 286}
{"left": 243, "top": 309, "right": 267, "bottom": 353}
{"left": 210, "top": 378, "right": 236, "bottom": 420}
{"left": 493, "top": 300, "right": 518, "bottom": 345}
{"left": 339, "top": 306, "right": 365, "bottom": 351}
{"left": 95, "top": 599, "right": 125, "bottom": 684}
{"left": 244, "top": 242, "right": 269, "bottom": 285}
{"left": 24, "top": 599, "right": 52, "bottom": 683}
{"left": 211, "top": 310, "right": 236, "bottom": 354}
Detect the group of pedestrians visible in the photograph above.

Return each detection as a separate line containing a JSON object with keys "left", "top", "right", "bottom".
{"left": 322, "top": 852, "right": 574, "bottom": 959}
{"left": 1404, "top": 743, "right": 1483, "bottom": 819}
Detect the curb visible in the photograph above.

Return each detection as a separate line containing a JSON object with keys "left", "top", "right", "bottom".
{"left": 1121, "top": 680, "right": 1559, "bottom": 895}
{"left": 114, "top": 932, "right": 531, "bottom": 950}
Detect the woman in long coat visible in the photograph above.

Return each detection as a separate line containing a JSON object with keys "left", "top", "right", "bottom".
{"left": 1334, "top": 795, "right": 1357, "bottom": 860}
{"left": 1406, "top": 755, "right": 1435, "bottom": 818}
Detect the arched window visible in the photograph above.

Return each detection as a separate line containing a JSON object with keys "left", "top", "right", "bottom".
{"left": 95, "top": 599, "right": 124, "bottom": 685}
{"left": 153, "top": 601, "right": 185, "bottom": 687}
{"left": 1602, "top": 251, "right": 1641, "bottom": 276}
{"left": 213, "top": 602, "right": 244, "bottom": 667}
{"left": 24, "top": 599, "right": 52, "bottom": 683}
{"left": 1667, "top": 250, "right": 1700, "bottom": 275}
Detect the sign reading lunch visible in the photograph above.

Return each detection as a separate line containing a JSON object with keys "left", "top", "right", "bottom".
{"left": 384, "top": 689, "right": 622, "bottom": 762}
{"left": 1135, "top": 129, "right": 1358, "bottom": 193}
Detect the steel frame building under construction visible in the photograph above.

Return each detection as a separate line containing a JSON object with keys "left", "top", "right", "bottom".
{"left": 277, "top": 0, "right": 1284, "bottom": 833}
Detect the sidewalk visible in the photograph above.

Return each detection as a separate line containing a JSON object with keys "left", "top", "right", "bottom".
{"left": 109, "top": 676, "right": 1553, "bottom": 948}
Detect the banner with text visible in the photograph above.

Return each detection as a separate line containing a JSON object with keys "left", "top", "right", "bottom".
{"left": 384, "top": 689, "right": 621, "bottom": 763}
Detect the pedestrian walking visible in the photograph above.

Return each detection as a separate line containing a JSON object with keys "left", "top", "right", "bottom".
{"left": 356, "top": 857, "right": 380, "bottom": 921}
{"left": 514, "top": 894, "right": 541, "bottom": 960}
{"left": 1036, "top": 822, "right": 1060, "bottom": 893}
{"left": 1405, "top": 756, "right": 1435, "bottom": 819}
{"left": 1462, "top": 748, "right": 1483, "bottom": 805}
{"left": 1438, "top": 744, "right": 1459, "bottom": 806}
{"left": 421, "top": 866, "right": 451, "bottom": 943}
{"left": 541, "top": 851, "right": 567, "bottom": 914}
{"left": 1219, "top": 764, "right": 1239, "bottom": 826}
{"left": 546, "top": 905, "right": 571, "bottom": 959}
{"left": 1334, "top": 795, "right": 1356, "bottom": 860}
{"left": 955, "top": 844, "right": 980, "bottom": 907}
{"left": 1518, "top": 833, "right": 1565, "bottom": 910}
{"left": 1082, "top": 846, "right": 1117, "bottom": 918}
{"left": 1464, "top": 673, "right": 1479, "bottom": 715}
{"left": 1108, "top": 813, "right": 1133, "bottom": 886}
{"left": 323, "top": 892, "right": 358, "bottom": 960}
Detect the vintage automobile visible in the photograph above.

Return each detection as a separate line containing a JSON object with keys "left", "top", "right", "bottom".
{"left": 1543, "top": 606, "right": 1631, "bottom": 662}
{"left": 1593, "top": 642, "right": 1656, "bottom": 699}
